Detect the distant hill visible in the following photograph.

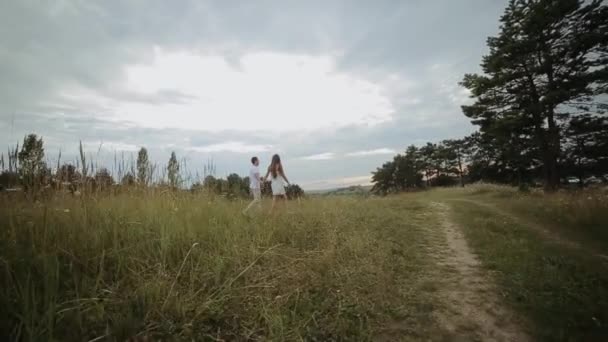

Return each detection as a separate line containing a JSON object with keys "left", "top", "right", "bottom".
{"left": 310, "top": 185, "right": 372, "bottom": 196}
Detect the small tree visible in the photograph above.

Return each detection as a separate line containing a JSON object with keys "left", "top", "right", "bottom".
{"left": 227, "top": 173, "right": 244, "bottom": 198}
{"left": 94, "top": 168, "right": 115, "bottom": 190}
{"left": 167, "top": 151, "right": 180, "bottom": 188}
{"left": 286, "top": 184, "right": 305, "bottom": 199}
{"left": 121, "top": 173, "right": 136, "bottom": 186}
{"left": 137, "top": 147, "right": 150, "bottom": 186}
{"left": 203, "top": 175, "right": 218, "bottom": 193}
{"left": 57, "top": 164, "right": 80, "bottom": 183}
{"left": 18, "top": 134, "right": 45, "bottom": 190}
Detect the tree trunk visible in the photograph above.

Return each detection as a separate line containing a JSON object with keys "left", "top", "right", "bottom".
{"left": 543, "top": 151, "right": 559, "bottom": 191}
{"left": 545, "top": 108, "right": 560, "bottom": 191}
{"left": 524, "top": 67, "right": 559, "bottom": 192}
{"left": 457, "top": 150, "right": 464, "bottom": 187}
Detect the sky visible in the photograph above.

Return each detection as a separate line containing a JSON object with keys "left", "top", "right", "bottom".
{"left": 0, "top": 0, "right": 508, "bottom": 190}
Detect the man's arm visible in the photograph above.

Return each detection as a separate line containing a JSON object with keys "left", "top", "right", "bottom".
{"left": 262, "top": 168, "right": 270, "bottom": 181}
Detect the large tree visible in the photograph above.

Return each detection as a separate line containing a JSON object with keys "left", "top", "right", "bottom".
{"left": 419, "top": 143, "right": 435, "bottom": 186}
{"left": 393, "top": 146, "right": 424, "bottom": 190}
{"left": 371, "top": 160, "right": 396, "bottom": 195}
{"left": 461, "top": 0, "right": 607, "bottom": 190}
{"left": 443, "top": 139, "right": 470, "bottom": 187}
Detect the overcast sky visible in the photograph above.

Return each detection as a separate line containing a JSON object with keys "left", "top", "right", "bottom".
{"left": 0, "top": 0, "right": 508, "bottom": 189}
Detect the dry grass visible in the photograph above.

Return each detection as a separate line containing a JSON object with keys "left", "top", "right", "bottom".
{"left": 0, "top": 192, "right": 440, "bottom": 341}
{"left": 3, "top": 185, "right": 607, "bottom": 341}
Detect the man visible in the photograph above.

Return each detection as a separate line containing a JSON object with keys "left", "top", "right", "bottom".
{"left": 243, "top": 156, "right": 263, "bottom": 214}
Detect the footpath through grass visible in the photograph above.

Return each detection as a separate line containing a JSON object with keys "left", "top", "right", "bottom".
{"left": 431, "top": 185, "right": 608, "bottom": 341}
{"left": 0, "top": 192, "right": 443, "bottom": 341}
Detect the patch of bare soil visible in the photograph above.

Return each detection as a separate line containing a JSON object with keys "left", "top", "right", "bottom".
{"left": 429, "top": 202, "right": 530, "bottom": 342}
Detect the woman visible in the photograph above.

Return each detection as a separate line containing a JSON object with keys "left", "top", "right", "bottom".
{"left": 263, "top": 154, "right": 290, "bottom": 212}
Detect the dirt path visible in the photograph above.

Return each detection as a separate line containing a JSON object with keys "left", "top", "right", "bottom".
{"left": 428, "top": 202, "right": 530, "bottom": 342}
{"left": 450, "top": 198, "right": 608, "bottom": 262}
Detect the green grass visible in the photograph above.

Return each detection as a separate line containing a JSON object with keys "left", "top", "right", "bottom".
{"left": 440, "top": 184, "right": 608, "bottom": 254}
{"left": 436, "top": 186, "right": 608, "bottom": 341}
{"left": 0, "top": 192, "right": 443, "bottom": 341}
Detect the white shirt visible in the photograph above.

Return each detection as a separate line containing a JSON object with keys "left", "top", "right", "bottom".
{"left": 249, "top": 165, "right": 260, "bottom": 189}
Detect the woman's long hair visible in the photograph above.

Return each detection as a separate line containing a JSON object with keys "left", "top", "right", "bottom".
{"left": 269, "top": 154, "right": 283, "bottom": 178}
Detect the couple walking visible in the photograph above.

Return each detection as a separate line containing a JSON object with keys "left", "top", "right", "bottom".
{"left": 243, "top": 154, "right": 290, "bottom": 214}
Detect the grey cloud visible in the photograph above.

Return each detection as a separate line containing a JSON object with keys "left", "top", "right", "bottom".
{"left": 0, "top": 0, "right": 509, "bottom": 188}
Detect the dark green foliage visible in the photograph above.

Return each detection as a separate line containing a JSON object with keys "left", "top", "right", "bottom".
{"left": 167, "top": 151, "right": 180, "bottom": 188}
{"left": 372, "top": 145, "right": 424, "bottom": 195}
{"left": 94, "top": 168, "right": 115, "bottom": 190}
{"left": 562, "top": 115, "right": 608, "bottom": 183}
{"left": 17, "top": 134, "right": 47, "bottom": 190}
{"left": 56, "top": 164, "right": 80, "bottom": 183}
{"left": 286, "top": 183, "right": 304, "bottom": 199}
{"left": 0, "top": 171, "right": 19, "bottom": 190}
{"left": 121, "top": 173, "right": 136, "bottom": 186}
{"left": 461, "top": 0, "right": 608, "bottom": 190}
{"left": 372, "top": 143, "right": 466, "bottom": 194}
{"left": 372, "top": 0, "right": 608, "bottom": 192}
{"left": 198, "top": 174, "right": 304, "bottom": 199}
{"left": 136, "top": 147, "right": 150, "bottom": 185}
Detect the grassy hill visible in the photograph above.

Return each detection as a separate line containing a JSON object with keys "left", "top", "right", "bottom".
{"left": 308, "top": 185, "right": 372, "bottom": 196}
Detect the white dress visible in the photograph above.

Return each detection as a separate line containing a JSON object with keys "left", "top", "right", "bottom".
{"left": 270, "top": 175, "right": 287, "bottom": 196}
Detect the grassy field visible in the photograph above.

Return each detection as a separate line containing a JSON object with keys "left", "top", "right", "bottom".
{"left": 434, "top": 185, "right": 608, "bottom": 341}
{"left": 1, "top": 185, "right": 607, "bottom": 341}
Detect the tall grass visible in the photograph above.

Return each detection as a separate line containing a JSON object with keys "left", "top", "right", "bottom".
{"left": 440, "top": 183, "right": 608, "bottom": 253}
{"left": 448, "top": 199, "right": 608, "bottom": 340}
{"left": 0, "top": 192, "right": 436, "bottom": 341}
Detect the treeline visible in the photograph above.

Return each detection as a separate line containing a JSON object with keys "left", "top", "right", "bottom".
{"left": 0, "top": 133, "right": 304, "bottom": 199}
{"left": 371, "top": 141, "right": 466, "bottom": 195}
{"left": 372, "top": 0, "right": 608, "bottom": 194}
{"left": 191, "top": 176, "right": 304, "bottom": 199}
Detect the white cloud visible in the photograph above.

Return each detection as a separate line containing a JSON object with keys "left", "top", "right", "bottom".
{"left": 102, "top": 142, "right": 140, "bottom": 152}
{"left": 346, "top": 148, "right": 395, "bottom": 157}
{"left": 300, "top": 152, "right": 335, "bottom": 160}
{"left": 79, "top": 49, "right": 395, "bottom": 132}
{"left": 188, "top": 141, "right": 272, "bottom": 153}
{"left": 79, "top": 141, "right": 140, "bottom": 153}
{"left": 428, "top": 63, "right": 472, "bottom": 106}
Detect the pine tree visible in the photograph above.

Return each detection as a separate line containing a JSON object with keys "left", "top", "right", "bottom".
{"left": 461, "top": 0, "right": 608, "bottom": 190}
{"left": 371, "top": 160, "right": 396, "bottom": 195}
{"left": 562, "top": 115, "right": 608, "bottom": 182}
